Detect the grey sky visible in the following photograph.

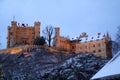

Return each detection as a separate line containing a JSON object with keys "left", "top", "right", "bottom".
{"left": 0, "top": 0, "right": 120, "bottom": 49}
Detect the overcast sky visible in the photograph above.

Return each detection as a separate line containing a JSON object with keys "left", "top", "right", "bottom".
{"left": 0, "top": 0, "right": 120, "bottom": 49}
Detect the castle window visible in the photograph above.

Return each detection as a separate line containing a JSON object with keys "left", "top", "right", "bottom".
{"left": 98, "top": 43, "right": 101, "bottom": 47}
{"left": 93, "top": 44, "right": 95, "bottom": 47}
{"left": 31, "top": 31, "right": 34, "bottom": 33}
{"left": 72, "top": 46, "right": 75, "bottom": 49}
{"left": 10, "top": 32, "right": 13, "bottom": 35}
{"left": 98, "top": 49, "right": 101, "bottom": 52}
{"left": 80, "top": 47, "right": 82, "bottom": 50}
{"left": 22, "top": 32, "right": 26, "bottom": 34}
{"left": 85, "top": 46, "right": 88, "bottom": 49}
{"left": 93, "top": 50, "right": 96, "bottom": 53}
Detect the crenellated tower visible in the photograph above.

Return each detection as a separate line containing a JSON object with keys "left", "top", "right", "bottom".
{"left": 34, "top": 22, "right": 40, "bottom": 38}
{"left": 7, "top": 21, "right": 41, "bottom": 48}
{"left": 54, "top": 27, "right": 60, "bottom": 47}
{"left": 7, "top": 21, "right": 17, "bottom": 47}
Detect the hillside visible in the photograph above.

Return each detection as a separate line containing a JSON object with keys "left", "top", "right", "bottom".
{"left": 0, "top": 48, "right": 108, "bottom": 80}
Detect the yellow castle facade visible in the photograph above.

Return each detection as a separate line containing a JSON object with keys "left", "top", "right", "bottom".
{"left": 7, "top": 21, "right": 40, "bottom": 48}
{"left": 53, "top": 27, "right": 112, "bottom": 59}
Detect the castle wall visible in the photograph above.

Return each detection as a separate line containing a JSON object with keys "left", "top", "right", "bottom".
{"left": 75, "top": 39, "right": 107, "bottom": 59}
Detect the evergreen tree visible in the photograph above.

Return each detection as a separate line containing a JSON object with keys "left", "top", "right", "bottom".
{"left": 34, "top": 36, "right": 46, "bottom": 46}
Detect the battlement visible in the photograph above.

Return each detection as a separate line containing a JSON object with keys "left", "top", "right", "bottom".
{"left": 10, "top": 21, "right": 41, "bottom": 28}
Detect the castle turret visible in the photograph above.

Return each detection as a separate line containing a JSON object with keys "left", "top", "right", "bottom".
{"left": 105, "top": 32, "right": 111, "bottom": 41}
{"left": 105, "top": 32, "right": 112, "bottom": 59}
{"left": 55, "top": 27, "right": 60, "bottom": 37}
{"left": 7, "top": 21, "right": 18, "bottom": 47}
{"left": 34, "top": 22, "right": 40, "bottom": 38}
{"left": 54, "top": 27, "right": 60, "bottom": 47}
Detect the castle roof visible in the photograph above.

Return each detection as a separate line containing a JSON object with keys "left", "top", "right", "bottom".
{"left": 80, "top": 34, "right": 105, "bottom": 43}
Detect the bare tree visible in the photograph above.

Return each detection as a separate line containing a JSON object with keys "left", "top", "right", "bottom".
{"left": 43, "top": 25, "right": 54, "bottom": 47}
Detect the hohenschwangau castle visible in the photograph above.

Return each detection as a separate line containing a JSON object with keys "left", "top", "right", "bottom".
{"left": 7, "top": 21, "right": 112, "bottom": 59}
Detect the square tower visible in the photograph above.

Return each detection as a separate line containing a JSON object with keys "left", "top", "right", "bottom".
{"left": 34, "top": 22, "right": 41, "bottom": 38}
{"left": 7, "top": 21, "right": 41, "bottom": 48}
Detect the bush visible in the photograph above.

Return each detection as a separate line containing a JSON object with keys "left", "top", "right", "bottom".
{"left": 34, "top": 36, "right": 46, "bottom": 46}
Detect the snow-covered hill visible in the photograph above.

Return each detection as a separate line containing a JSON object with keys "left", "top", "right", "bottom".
{"left": 0, "top": 48, "right": 108, "bottom": 80}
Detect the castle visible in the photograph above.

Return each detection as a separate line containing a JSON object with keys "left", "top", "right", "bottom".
{"left": 7, "top": 21, "right": 112, "bottom": 59}
{"left": 53, "top": 27, "right": 112, "bottom": 59}
{"left": 7, "top": 21, "right": 40, "bottom": 48}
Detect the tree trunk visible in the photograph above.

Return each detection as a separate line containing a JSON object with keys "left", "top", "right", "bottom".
{"left": 48, "top": 36, "right": 51, "bottom": 47}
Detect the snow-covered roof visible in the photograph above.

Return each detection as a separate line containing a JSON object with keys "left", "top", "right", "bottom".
{"left": 80, "top": 34, "right": 105, "bottom": 43}
{"left": 91, "top": 51, "right": 120, "bottom": 80}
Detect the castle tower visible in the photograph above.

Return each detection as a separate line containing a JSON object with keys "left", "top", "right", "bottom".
{"left": 12, "top": 21, "right": 17, "bottom": 45}
{"left": 105, "top": 32, "right": 112, "bottom": 59}
{"left": 34, "top": 22, "right": 40, "bottom": 38}
{"left": 7, "top": 21, "right": 41, "bottom": 48}
{"left": 55, "top": 27, "right": 60, "bottom": 37}
{"left": 105, "top": 32, "right": 111, "bottom": 41}
{"left": 7, "top": 21, "right": 17, "bottom": 47}
{"left": 54, "top": 27, "right": 60, "bottom": 47}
